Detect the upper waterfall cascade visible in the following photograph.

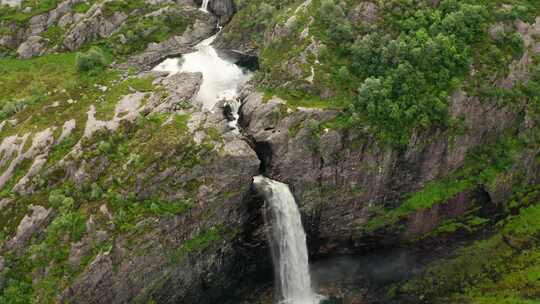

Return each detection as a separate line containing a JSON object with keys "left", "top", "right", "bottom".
{"left": 253, "top": 176, "right": 318, "bottom": 304}
{"left": 152, "top": 30, "right": 253, "bottom": 112}
{"left": 201, "top": 0, "right": 210, "bottom": 12}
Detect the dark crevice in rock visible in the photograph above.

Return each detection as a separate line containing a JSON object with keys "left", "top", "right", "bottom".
{"left": 222, "top": 189, "right": 273, "bottom": 303}
{"left": 475, "top": 187, "right": 497, "bottom": 218}
{"left": 253, "top": 141, "right": 272, "bottom": 175}
{"left": 222, "top": 102, "right": 236, "bottom": 122}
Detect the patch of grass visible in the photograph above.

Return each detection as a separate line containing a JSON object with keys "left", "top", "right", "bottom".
{"left": 41, "top": 24, "right": 65, "bottom": 47}
{"left": 398, "top": 201, "right": 540, "bottom": 303}
{"left": 262, "top": 88, "right": 346, "bottom": 110}
{"left": 170, "top": 226, "right": 222, "bottom": 262}
{"left": 72, "top": 2, "right": 92, "bottom": 14}
{"left": 105, "top": 8, "right": 189, "bottom": 56}
{"left": 102, "top": 0, "right": 145, "bottom": 17}
{"left": 106, "top": 190, "right": 193, "bottom": 232}
{"left": 0, "top": 52, "right": 120, "bottom": 138}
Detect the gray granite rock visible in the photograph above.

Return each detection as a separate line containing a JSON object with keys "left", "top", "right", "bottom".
{"left": 16, "top": 35, "right": 47, "bottom": 58}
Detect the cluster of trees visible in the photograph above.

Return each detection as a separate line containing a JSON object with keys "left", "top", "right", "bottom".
{"left": 318, "top": 0, "right": 353, "bottom": 45}
{"left": 315, "top": 0, "right": 492, "bottom": 145}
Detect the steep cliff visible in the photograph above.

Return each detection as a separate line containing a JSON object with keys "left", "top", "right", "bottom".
{"left": 0, "top": 0, "right": 540, "bottom": 303}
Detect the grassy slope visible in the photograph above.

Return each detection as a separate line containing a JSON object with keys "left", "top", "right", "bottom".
{"left": 0, "top": 2, "right": 214, "bottom": 302}
{"left": 0, "top": 51, "right": 223, "bottom": 302}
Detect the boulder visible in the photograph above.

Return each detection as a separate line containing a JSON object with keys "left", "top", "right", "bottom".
{"left": 63, "top": 3, "right": 128, "bottom": 51}
{"left": 147, "top": 72, "right": 203, "bottom": 113}
{"left": 16, "top": 35, "right": 47, "bottom": 58}
{"left": 6, "top": 205, "right": 52, "bottom": 251}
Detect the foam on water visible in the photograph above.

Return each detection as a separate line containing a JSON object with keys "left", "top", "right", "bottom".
{"left": 153, "top": 33, "right": 253, "bottom": 111}
{"left": 253, "top": 176, "right": 319, "bottom": 304}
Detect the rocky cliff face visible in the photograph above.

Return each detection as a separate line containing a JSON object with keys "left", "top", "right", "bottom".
{"left": 1, "top": 0, "right": 540, "bottom": 303}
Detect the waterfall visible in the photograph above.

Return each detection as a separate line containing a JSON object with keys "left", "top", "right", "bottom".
{"left": 200, "top": 0, "right": 210, "bottom": 12}
{"left": 253, "top": 176, "right": 316, "bottom": 304}
{"left": 152, "top": 29, "right": 253, "bottom": 111}
{"left": 220, "top": 91, "right": 241, "bottom": 132}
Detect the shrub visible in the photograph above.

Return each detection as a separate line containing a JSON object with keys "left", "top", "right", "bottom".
{"left": 48, "top": 190, "right": 66, "bottom": 207}
{"left": 76, "top": 47, "right": 108, "bottom": 73}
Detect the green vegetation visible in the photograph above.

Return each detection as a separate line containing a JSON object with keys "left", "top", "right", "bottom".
{"left": 397, "top": 201, "right": 540, "bottom": 303}
{"left": 363, "top": 131, "right": 526, "bottom": 234}
{"left": 170, "top": 227, "right": 222, "bottom": 262}
{"left": 0, "top": 0, "right": 58, "bottom": 24}
{"left": 102, "top": 0, "right": 144, "bottom": 17}
{"left": 41, "top": 24, "right": 65, "bottom": 48}
{"left": 0, "top": 189, "right": 87, "bottom": 304}
{"left": 72, "top": 2, "right": 92, "bottom": 14}
{"left": 247, "top": 0, "right": 540, "bottom": 146}
{"left": 220, "top": 0, "right": 296, "bottom": 51}
{"left": 76, "top": 46, "right": 110, "bottom": 74}
{"left": 0, "top": 52, "right": 115, "bottom": 136}
{"left": 105, "top": 8, "right": 189, "bottom": 56}
{"left": 107, "top": 192, "right": 193, "bottom": 232}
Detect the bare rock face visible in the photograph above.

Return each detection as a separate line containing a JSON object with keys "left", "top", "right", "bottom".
{"left": 5, "top": 205, "right": 52, "bottom": 251}
{"left": 127, "top": 17, "right": 217, "bottom": 70}
{"left": 63, "top": 3, "right": 128, "bottom": 51}
{"left": 240, "top": 87, "right": 522, "bottom": 252}
{"left": 147, "top": 72, "right": 203, "bottom": 113}
{"left": 16, "top": 35, "right": 47, "bottom": 58}
{"left": 209, "top": 0, "right": 236, "bottom": 24}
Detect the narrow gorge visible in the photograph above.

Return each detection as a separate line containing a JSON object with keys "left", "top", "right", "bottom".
{"left": 0, "top": 0, "right": 540, "bottom": 304}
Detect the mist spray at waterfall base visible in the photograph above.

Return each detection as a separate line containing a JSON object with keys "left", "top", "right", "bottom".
{"left": 253, "top": 176, "right": 321, "bottom": 304}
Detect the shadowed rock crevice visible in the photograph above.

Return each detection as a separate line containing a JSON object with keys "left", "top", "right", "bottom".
{"left": 253, "top": 141, "right": 272, "bottom": 175}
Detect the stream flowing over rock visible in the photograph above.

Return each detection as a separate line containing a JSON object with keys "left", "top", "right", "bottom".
{"left": 153, "top": 31, "right": 253, "bottom": 111}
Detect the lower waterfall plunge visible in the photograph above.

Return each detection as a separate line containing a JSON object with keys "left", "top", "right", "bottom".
{"left": 253, "top": 176, "right": 318, "bottom": 304}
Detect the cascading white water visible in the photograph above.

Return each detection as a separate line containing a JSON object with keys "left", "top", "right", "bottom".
{"left": 200, "top": 0, "right": 210, "bottom": 12}
{"left": 253, "top": 176, "right": 316, "bottom": 304}
{"left": 152, "top": 31, "right": 253, "bottom": 112}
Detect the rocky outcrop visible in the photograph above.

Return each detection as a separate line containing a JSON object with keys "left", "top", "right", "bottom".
{"left": 16, "top": 35, "right": 47, "bottom": 58}
{"left": 127, "top": 17, "right": 217, "bottom": 70}
{"left": 5, "top": 205, "right": 52, "bottom": 251}
{"left": 1, "top": 0, "right": 87, "bottom": 56}
{"left": 63, "top": 3, "right": 128, "bottom": 51}
{"left": 44, "top": 70, "right": 262, "bottom": 303}
{"left": 147, "top": 72, "right": 203, "bottom": 113}
{"left": 208, "top": 0, "right": 236, "bottom": 24}
{"left": 239, "top": 85, "right": 526, "bottom": 253}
